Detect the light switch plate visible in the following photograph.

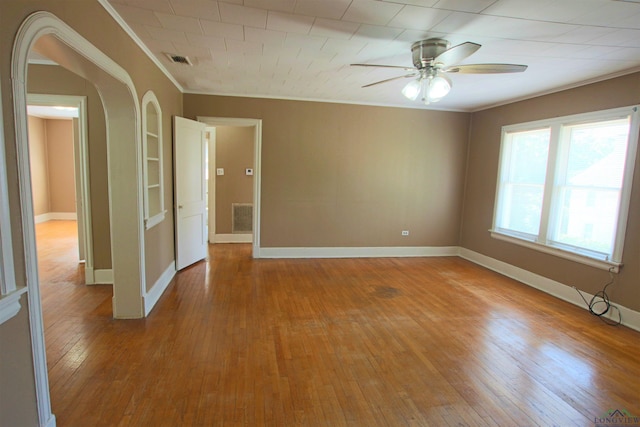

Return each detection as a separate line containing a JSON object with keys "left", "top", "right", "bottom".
{"left": 216, "top": 168, "right": 224, "bottom": 176}
{"left": 246, "top": 168, "right": 254, "bottom": 176}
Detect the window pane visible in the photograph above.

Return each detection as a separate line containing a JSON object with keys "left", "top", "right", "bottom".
{"left": 496, "top": 129, "right": 550, "bottom": 235}
{"left": 552, "top": 187, "right": 620, "bottom": 254}
{"left": 549, "top": 118, "right": 630, "bottom": 256}
{"left": 500, "top": 183, "right": 546, "bottom": 234}
{"left": 565, "top": 120, "right": 629, "bottom": 188}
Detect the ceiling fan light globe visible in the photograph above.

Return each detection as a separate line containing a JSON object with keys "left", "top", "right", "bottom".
{"left": 402, "top": 79, "right": 421, "bottom": 100}
{"left": 426, "top": 75, "right": 451, "bottom": 103}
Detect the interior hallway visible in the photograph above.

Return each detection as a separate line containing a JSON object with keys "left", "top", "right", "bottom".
{"left": 36, "top": 220, "right": 640, "bottom": 426}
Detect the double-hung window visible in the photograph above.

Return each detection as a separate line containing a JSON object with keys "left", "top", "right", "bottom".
{"left": 491, "top": 106, "right": 639, "bottom": 270}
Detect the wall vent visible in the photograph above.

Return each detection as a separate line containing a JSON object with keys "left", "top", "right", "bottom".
{"left": 232, "top": 204, "right": 253, "bottom": 234}
{"left": 164, "top": 53, "right": 193, "bottom": 66}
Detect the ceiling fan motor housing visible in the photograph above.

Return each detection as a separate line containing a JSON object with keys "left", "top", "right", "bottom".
{"left": 411, "top": 39, "right": 450, "bottom": 68}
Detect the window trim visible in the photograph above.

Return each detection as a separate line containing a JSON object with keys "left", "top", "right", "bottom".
{"left": 490, "top": 105, "right": 639, "bottom": 272}
{"left": 141, "top": 91, "right": 166, "bottom": 230}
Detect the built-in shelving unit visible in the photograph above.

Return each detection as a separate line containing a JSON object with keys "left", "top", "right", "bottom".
{"left": 142, "top": 91, "right": 165, "bottom": 229}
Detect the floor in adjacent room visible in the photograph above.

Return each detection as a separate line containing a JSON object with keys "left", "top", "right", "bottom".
{"left": 37, "top": 220, "right": 640, "bottom": 426}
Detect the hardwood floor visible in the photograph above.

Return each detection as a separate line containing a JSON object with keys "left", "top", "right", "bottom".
{"left": 37, "top": 220, "right": 640, "bottom": 426}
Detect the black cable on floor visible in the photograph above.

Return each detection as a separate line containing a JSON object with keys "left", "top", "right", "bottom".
{"left": 572, "top": 267, "right": 621, "bottom": 326}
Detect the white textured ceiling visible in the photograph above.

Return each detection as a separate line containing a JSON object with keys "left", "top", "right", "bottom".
{"left": 102, "top": 0, "right": 640, "bottom": 111}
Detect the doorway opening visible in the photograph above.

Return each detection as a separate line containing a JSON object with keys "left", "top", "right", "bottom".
{"left": 206, "top": 125, "right": 255, "bottom": 245}
{"left": 198, "top": 117, "right": 262, "bottom": 258}
{"left": 27, "top": 95, "right": 95, "bottom": 285}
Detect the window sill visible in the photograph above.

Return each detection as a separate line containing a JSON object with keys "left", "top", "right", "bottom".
{"left": 0, "top": 287, "right": 28, "bottom": 325}
{"left": 145, "top": 211, "right": 166, "bottom": 230}
{"left": 489, "top": 229, "right": 621, "bottom": 273}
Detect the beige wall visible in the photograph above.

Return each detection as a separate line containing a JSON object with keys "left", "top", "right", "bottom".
{"left": 28, "top": 116, "right": 75, "bottom": 215}
{"left": 1, "top": 1, "right": 182, "bottom": 424}
{"left": 28, "top": 115, "right": 49, "bottom": 216}
{"left": 0, "top": 296, "right": 39, "bottom": 427}
{"left": 186, "top": 95, "right": 471, "bottom": 248}
{"left": 28, "top": 64, "right": 112, "bottom": 269}
{"left": 45, "top": 119, "right": 75, "bottom": 213}
{"left": 215, "top": 126, "right": 254, "bottom": 234}
{"left": 461, "top": 71, "right": 640, "bottom": 312}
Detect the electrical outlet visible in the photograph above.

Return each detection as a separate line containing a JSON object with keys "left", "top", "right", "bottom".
{"left": 402, "top": 230, "right": 409, "bottom": 236}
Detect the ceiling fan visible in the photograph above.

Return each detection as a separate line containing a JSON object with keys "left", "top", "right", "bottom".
{"left": 351, "top": 38, "right": 527, "bottom": 105}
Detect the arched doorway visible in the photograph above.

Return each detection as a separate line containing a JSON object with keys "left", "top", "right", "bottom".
{"left": 11, "top": 11, "right": 147, "bottom": 424}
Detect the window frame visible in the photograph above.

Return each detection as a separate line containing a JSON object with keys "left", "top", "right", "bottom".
{"left": 141, "top": 91, "right": 166, "bottom": 229}
{"left": 491, "top": 105, "right": 639, "bottom": 272}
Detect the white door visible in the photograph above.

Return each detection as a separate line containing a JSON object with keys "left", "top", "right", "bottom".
{"left": 174, "top": 116, "right": 207, "bottom": 270}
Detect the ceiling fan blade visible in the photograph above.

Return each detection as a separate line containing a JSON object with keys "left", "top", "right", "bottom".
{"left": 362, "top": 73, "right": 417, "bottom": 88}
{"left": 351, "top": 63, "right": 415, "bottom": 71}
{"left": 433, "top": 42, "right": 481, "bottom": 66}
{"left": 443, "top": 63, "right": 528, "bottom": 74}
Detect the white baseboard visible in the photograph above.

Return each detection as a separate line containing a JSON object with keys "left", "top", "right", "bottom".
{"left": 91, "top": 269, "right": 113, "bottom": 285}
{"left": 34, "top": 212, "right": 77, "bottom": 223}
{"left": 44, "top": 414, "right": 56, "bottom": 427}
{"left": 458, "top": 248, "right": 640, "bottom": 332}
{"left": 258, "top": 246, "right": 459, "bottom": 259}
{"left": 85, "top": 266, "right": 95, "bottom": 284}
{"left": 144, "top": 261, "right": 176, "bottom": 316}
{"left": 86, "top": 267, "right": 112, "bottom": 285}
{"left": 214, "top": 233, "right": 253, "bottom": 243}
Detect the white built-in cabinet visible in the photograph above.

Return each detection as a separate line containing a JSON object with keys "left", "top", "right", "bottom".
{"left": 142, "top": 91, "right": 165, "bottom": 229}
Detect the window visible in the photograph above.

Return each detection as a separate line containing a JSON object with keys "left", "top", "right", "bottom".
{"left": 492, "top": 106, "right": 639, "bottom": 270}
{"left": 142, "top": 91, "right": 166, "bottom": 229}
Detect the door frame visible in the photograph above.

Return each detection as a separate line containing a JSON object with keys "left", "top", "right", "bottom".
{"left": 197, "top": 117, "right": 262, "bottom": 258}
{"left": 27, "top": 94, "right": 95, "bottom": 283}
{"left": 206, "top": 127, "right": 216, "bottom": 243}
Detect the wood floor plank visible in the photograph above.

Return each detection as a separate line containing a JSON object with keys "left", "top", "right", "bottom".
{"left": 36, "top": 220, "right": 640, "bottom": 426}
